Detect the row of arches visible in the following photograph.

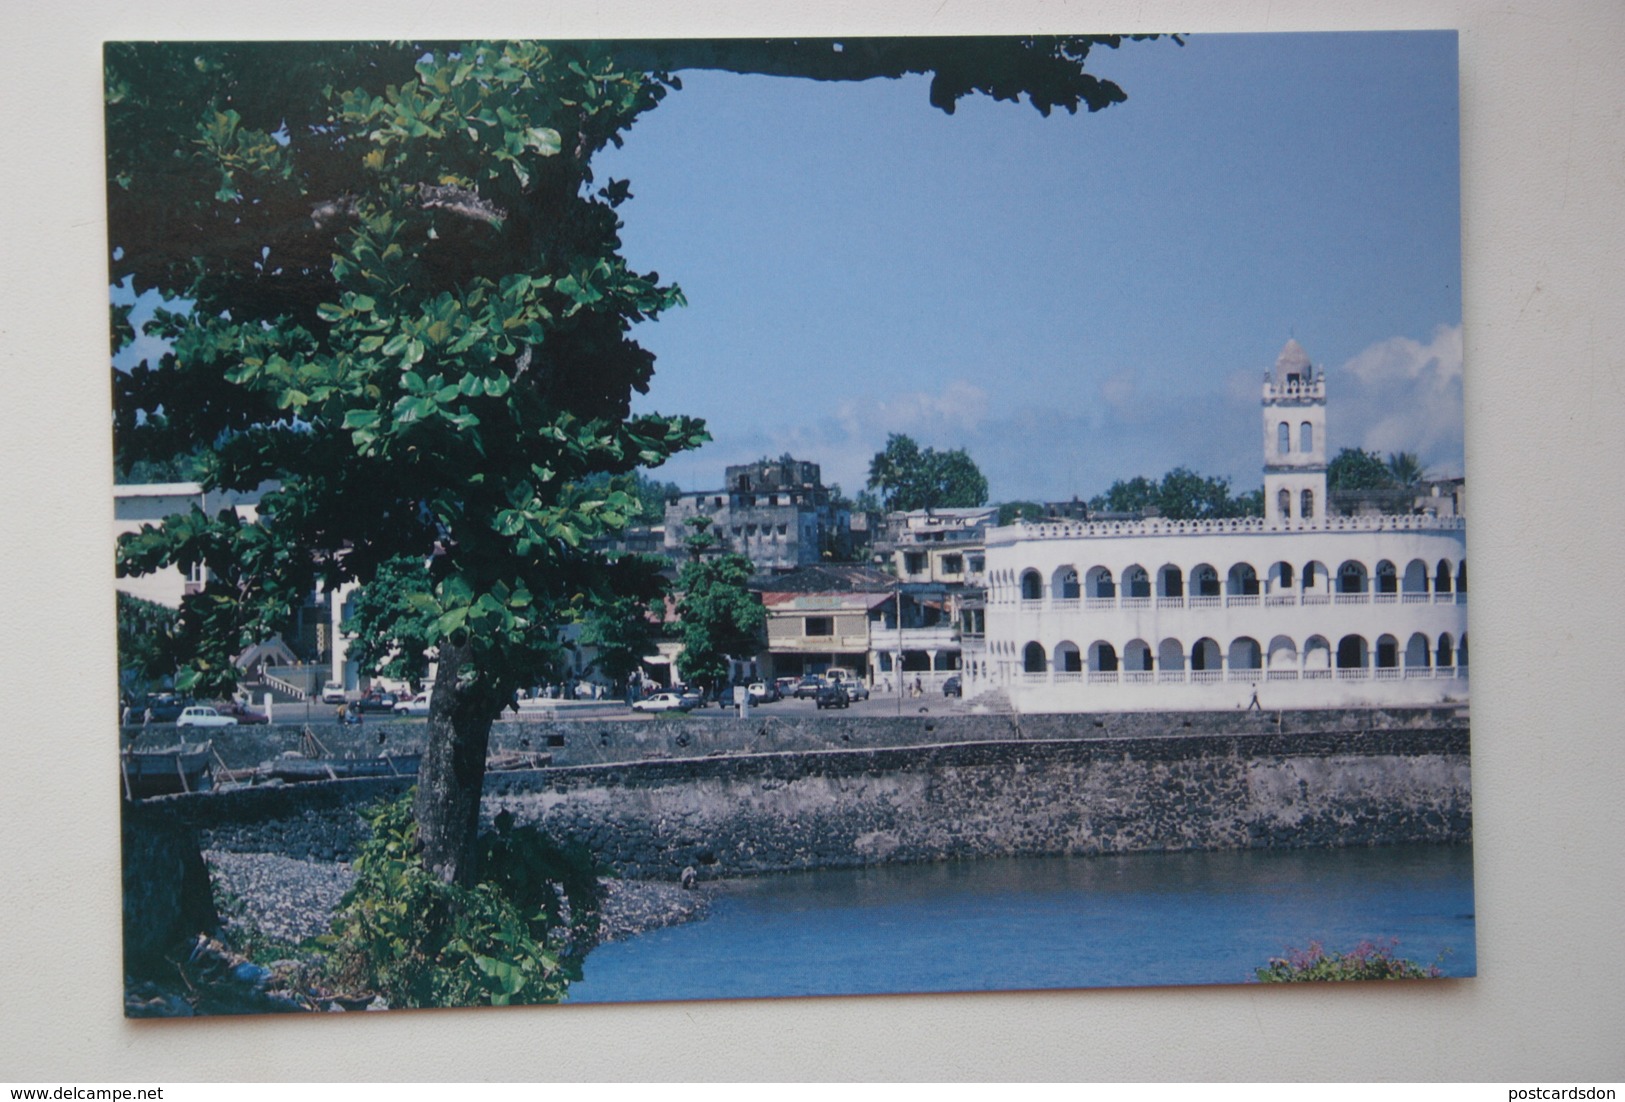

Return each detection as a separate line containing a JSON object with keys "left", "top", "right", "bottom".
{"left": 997, "top": 557, "right": 1467, "bottom": 604}
{"left": 993, "top": 631, "right": 1469, "bottom": 679}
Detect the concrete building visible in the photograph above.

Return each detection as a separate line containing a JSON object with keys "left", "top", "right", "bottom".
{"left": 663, "top": 455, "right": 849, "bottom": 570}
{"left": 973, "top": 340, "right": 1468, "bottom": 712}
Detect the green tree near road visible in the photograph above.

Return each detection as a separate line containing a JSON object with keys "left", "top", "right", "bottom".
{"left": 108, "top": 37, "right": 1165, "bottom": 896}
{"left": 672, "top": 519, "right": 764, "bottom": 693}
{"left": 865, "top": 433, "right": 990, "bottom": 512}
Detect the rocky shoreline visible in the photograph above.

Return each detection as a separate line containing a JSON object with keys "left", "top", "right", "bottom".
{"left": 204, "top": 849, "right": 714, "bottom": 949}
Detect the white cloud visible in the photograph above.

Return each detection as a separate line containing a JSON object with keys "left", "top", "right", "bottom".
{"left": 1331, "top": 324, "right": 1465, "bottom": 476}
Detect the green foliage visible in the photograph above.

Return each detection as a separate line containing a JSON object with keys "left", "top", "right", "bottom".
{"left": 1088, "top": 467, "right": 1261, "bottom": 520}
{"left": 674, "top": 531, "right": 764, "bottom": 690}
{"left": 997, "top": 501, "right": 1046, "bottom": 525}
{"left": 323, "top": 792, "right": 600, "bottom": 1008}
{"left": 1254, "top": 940, "right": 1446, "bottom": 983}
{"left": 1327, "top": 447, "right": 1396, "bottom": 492}
{"left": 866, "top": 433, "right": 989, "bottom": 512}
{"left": 569, "top": 469, "right": 682, "bottom": 524}
{"left": 116, "top": 592, "right": 179, "bottom": 691}
{"left": 108, "top": 41, "right": 708, "bottom": 701}
{"left": 1386, "top": 450, "right": 1426, "bottom": 488}
{"left": 575, "top": 585, "right": 665, "bottom": 688}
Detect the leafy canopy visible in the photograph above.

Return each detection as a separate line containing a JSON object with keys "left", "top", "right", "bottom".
{"left": 1088, "top": 467, "right": 1262, "bottom": 521}
{"left": 108, "top": 41, "right": 708, "bottom": 700}
{"left": 673, "top": 520, "right": 765, "bottom": 690}
{"left": 865, "top": 433, "right": 989, "bottom": 512}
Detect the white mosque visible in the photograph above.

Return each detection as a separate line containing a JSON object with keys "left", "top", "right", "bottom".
{"left": 971, "top": 340, "right": 1468, "bottom": 712}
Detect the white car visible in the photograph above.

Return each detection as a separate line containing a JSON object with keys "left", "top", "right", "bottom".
{"left": 632, "top": 691, "right": 697, "bottom": 714}
{"left": 175, "top": 705, "right": 238, "bottom": 728}
{"left": 392, "top": 692, "right": 432, "bottom": 716}
{"left": 321, "top": 681, "right": 348, "bottom": 703}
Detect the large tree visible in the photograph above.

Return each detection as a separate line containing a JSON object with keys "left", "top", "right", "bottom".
{"left": 865, "top": 433, "right": 990, "bottom": 512}
{"left": 1088, "top": 466, "right": 1261, "bottom": 520}
{"left": 109, "top": 36, "right": 1163, "bottom": 886}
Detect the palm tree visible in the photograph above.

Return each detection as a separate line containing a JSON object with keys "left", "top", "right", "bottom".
{"left": 1386, "top": 451, "right": 1426, "bottom": 488}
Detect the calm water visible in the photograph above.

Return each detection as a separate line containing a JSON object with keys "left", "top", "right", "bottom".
{"left": 569, "top": 843, "right": 1475, "bottom": 1003}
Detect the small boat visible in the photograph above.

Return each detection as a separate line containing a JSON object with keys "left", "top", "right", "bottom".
{"left": 265, "top": 752, "right": 422, "bottom": 784}
{"left": 121, "top": 742, "right": 214, "bottom": 800}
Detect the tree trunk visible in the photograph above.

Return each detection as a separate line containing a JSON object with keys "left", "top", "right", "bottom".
{"left": 413, "top": 638, "right": 496, "bottom": 887}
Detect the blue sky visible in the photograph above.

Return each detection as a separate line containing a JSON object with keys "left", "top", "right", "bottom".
{"left": 597, "top": 31, "right": 1464, "bottom": 502}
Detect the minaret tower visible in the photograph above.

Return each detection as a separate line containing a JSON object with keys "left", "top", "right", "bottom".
{"left": 1262, "top": 339, "right": 1327, "bottom": 524}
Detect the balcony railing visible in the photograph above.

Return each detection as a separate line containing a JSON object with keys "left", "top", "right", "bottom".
{"left": 1157, "top": 596, "right": 1184, "bottom": 609}
{"left": 1124, "top": 670, "right": 1155, "bottom": 685}
{"left": 1189, "top": 596, "right": 1221, "bottom": 609}
{"left": 1086, "top": 597, "right": 1116, "bottom": 611}
{"left": 1052, "top": 598, "right": 1080, "bottom": 611}
{"left": 1088, "top": 671, "right": 1119, "bottom": 684}
{"left": 1227, "top": 595, "right": 1259, "bottom": 608}
{"left": 1434, "top": 592, "right": 1455, "bottom": 603}
{"left": 1302, "top": 593, "right": 1331, "bottom": 605}
{"left": 1265, "top": 595, "right": 1297, "bottom": 607}
{"left": 1266, "top": 669, "right": 1298, "bottom": 681}
{"left": 1335, "top": 593, "right": 1369, "bottom": 604}
{"left": 1402, "top": 593, "right": 1431, "bottom": 603}
{"left": 1228, "top": 668, "right": 1261, "bottom": 682}
{"left": 1121, "top": 596, "right": 1151, "bottom": 609}
{"left": 1336, "top": 667, "right": 1370, "bottom": 680}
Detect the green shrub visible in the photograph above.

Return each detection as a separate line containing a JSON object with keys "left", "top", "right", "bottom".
{"left": 1255, "top": 939, "right": 1447, "bottom": 983}
{"left": 322, "top": 792, "right": 600, "bottom": 1008}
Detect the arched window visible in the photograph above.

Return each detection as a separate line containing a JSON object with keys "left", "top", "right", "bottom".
{"left": 1300, "top": 489, "right": 1314, "bottom": 519}
{"left": 1125, "top": 565, "right": 1150, "bottom": 598}
{"left": 1158, "top": 565, "right": 1184, "bottom": 598}
{"left": 1437, "top": 634, "right": 1454, "bottom": 667}
{"left": 1277, "top": 422, "right": 1291, "bottom": 454}
{"left": 1055, "top": 641, "right": 1082, "bottom": 673}
{"left": 1406, "top": 633, "right": 1431, "bottom": 669}
{"left": 1088, "top": 641, "right": 1119, "bottom": 673}
{"left": 1158, "top": 638, "right": 1186, "bottom": 671}
{"left": 1376, "top": 634, "right": 1399, "bottom": 668}
{"left": 1087, "top": 566, "right": 1116, "bottom": 599}
{"left": 1273, "top": 561, "right": 1295, "bottom": 590}
{"left": 1229, "top": 637, "right": 1262, "bottom": 671}
{"left": 1300, "top": 421, "right": 1313, "bottom": 452}
{"left": 1338, "top": 561, "right": 1368, "bottom": 594}
{"left": 1228, "top": 562, "right": 1259, "bottom": 596}
{"left": 1055, "top": 568, "right": 1080, "bottom": 600}
{"left": 1124, "top": 639, "right": 1153, "bottom": 672}
{"left": 1458, "top": 561, "right": 1468, "bottom": 594}
{"left": 1020, "top": 571, "right": 1042, "bottom": 601}
{"left": 1435, "top": 559, "right": 1453, "bottom": 594}
{"left": 1023, "top": 642, "right": 1047, "bottom": 673}
{"left": 1193, "top": 564, "right": 1220, "bottom": 597}
{"left": 1191, "top": 637, "right": 1221, "bottom": 671}
{"left": 1376, "top": 560, "right": 1398, "bottom": 594}
{"left": 1337, "top": 635, "right": 1368, "bottom": 669}
{"left": 1278, "top": 489, "right": 1292, "bottom": 518}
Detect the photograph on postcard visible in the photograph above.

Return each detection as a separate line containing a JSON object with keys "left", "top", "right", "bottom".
{"left": 110, "top": 33, "right": 1471, "bottom": 1014}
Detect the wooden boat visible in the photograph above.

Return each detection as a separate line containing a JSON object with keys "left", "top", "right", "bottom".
{"left": 265, "top": 752, "right": 422, "bottom": 784}
{"left": 121, "top": 742, "right": 213, "bottom": 800}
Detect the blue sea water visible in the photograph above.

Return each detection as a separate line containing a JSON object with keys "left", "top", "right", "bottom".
{"left": 568, "top": 843, "right": 1475, "bottom": 1003}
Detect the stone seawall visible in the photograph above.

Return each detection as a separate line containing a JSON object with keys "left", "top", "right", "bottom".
{"left": 154, "top": 719, "right": 1471, "bottom": 880}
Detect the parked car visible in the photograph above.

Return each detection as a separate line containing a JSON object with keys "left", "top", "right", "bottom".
{"left": 942, "top": 675, "right": 962, "bottom": 698}
{"left": 392, "top": 692, "right": 432, "bottom": 716}
{"left": 747, "top": 681, "right": 781, "bottom": 703}
{"left": 321, "top": 681, "right": 348, "bottom": 704}
{"left": 355, "top": 691, "right": 400, "bottom": 714}
{"left": 830, "top": 675, "right": 869, "bottom": 702}
{"left": 814, "top": 682, "right": 850, "bottom": 710}
{"left": 632, "top": 691, "right": 698, "bottom": 714}
{"left": 216, "top": 700, "right": 269, "bottom": 725}
{"left": 176, "top": 705, "right": 238, "bottom": 728}
{"left": 775, "top": 677, "right": 798, "bottom": 697}
{"left": 675, "top": 685, "right": 706, "bottom": 709}
{"left": 792, "top": 677, "right": 825, "bottom": 700}
{"left": 141, "top": 695, "right": 191, "bottom": 724}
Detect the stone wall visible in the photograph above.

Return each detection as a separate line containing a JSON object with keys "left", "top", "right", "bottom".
{"left": 140, "top": 715, "right": 1471, "bottom": 881}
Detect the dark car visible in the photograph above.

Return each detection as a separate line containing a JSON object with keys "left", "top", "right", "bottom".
{"left": 792, "top": 677, "right": 825, "bottom": 700}
{"left": 141, "top": 695, "right": 191, "bottom": 724}
{"left": 815, "top": 682, "right": 850, "bottom": 710}
{"left": 942, "top": 675, "right": 962, "bottom": 698}
{"left": 355, "top": 692, "right": 400, "bottom": 714}
{"left": 216, "top": 700, "right": 270, "bottom": 725}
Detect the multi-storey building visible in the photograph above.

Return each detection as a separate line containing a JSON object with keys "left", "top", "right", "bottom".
{"left": 663, "top": 455, "right": 850, "bottom": 570}
{"left": 973, "top": 340, "right": 1468, "bottom": 712}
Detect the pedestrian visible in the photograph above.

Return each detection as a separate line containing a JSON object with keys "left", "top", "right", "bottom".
{"left": 1248, "top": 684, "right": 1262, "bottom": 711}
